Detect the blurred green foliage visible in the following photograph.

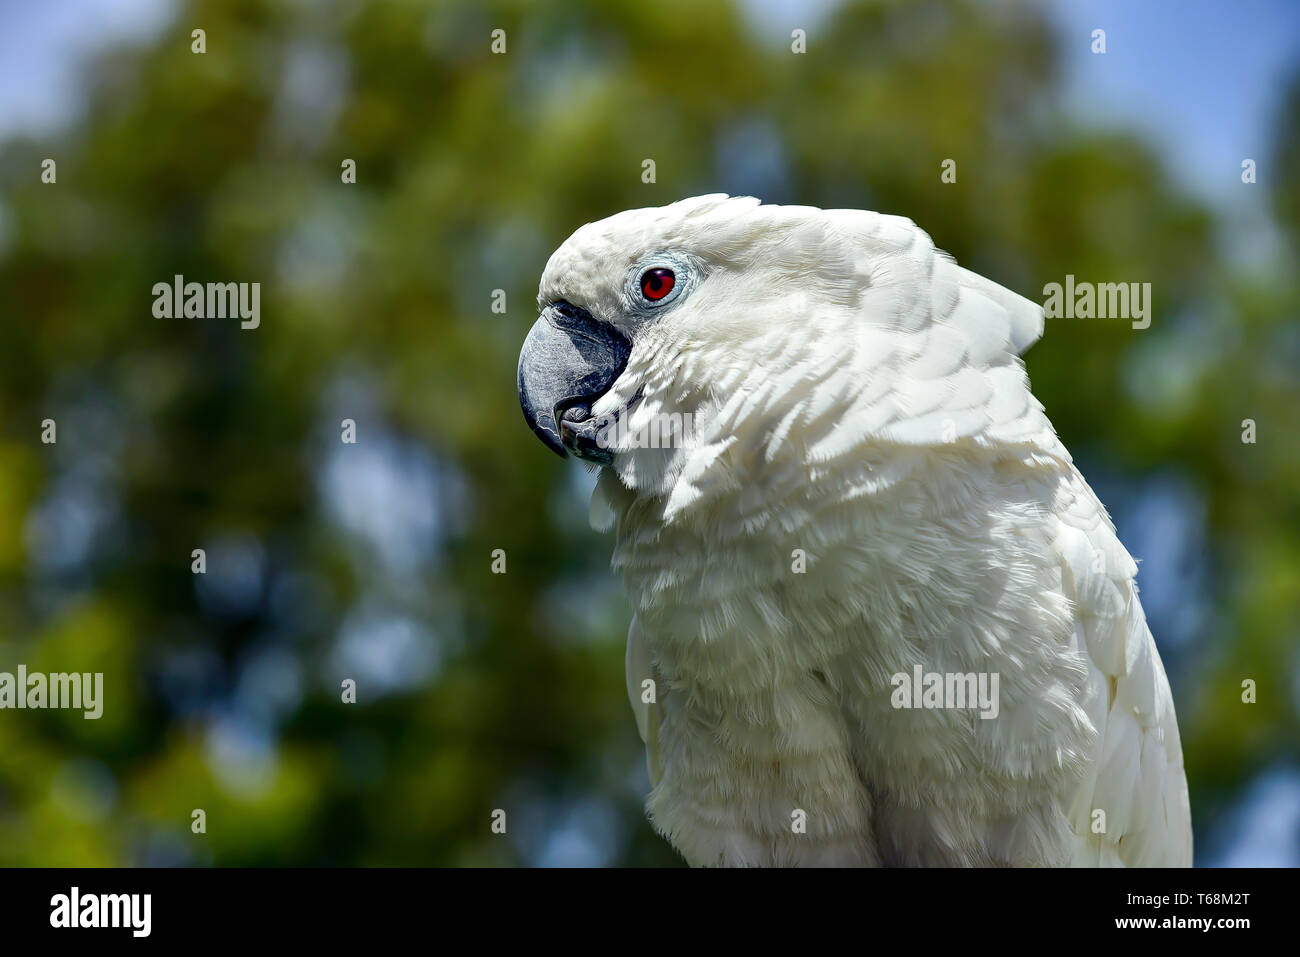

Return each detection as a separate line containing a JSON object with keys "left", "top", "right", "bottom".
{"left": 0, "top": 0, "right": 1295, "bottom": 865}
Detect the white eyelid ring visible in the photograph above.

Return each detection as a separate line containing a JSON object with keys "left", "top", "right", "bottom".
{"left": 625, "top": 253, "right": 695, "bottom": 310}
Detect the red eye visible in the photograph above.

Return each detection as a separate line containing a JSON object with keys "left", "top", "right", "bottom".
{"left": 640, "top": 267, "right": 675, "bottom": 301}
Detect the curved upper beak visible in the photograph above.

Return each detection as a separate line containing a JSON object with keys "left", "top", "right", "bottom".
{"left": 517, "top": 301, "right": 632, "bottom": 463}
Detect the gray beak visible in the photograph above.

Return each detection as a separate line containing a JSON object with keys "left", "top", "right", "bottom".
{"left": 518, "top": 301, "right": 632, "bottom": 464}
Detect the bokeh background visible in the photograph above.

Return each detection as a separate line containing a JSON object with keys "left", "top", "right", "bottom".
{"left": 0, "top": 0, "right": 1297, "bottom": 866}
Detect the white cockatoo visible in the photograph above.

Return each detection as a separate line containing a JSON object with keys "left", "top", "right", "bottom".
{"left": 517, "top": 195, "right": 1192, "bottom": 867}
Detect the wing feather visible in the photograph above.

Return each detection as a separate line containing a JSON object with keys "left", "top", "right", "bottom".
{"left": 1054, "top": 480, "right": 1193, "bottom": 866}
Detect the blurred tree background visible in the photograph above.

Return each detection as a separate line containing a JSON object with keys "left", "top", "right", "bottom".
{"left": 0, "top": 0, "right": 1296, "bottom": 866}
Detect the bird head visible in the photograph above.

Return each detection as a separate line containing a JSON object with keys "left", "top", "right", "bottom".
{"left": 519, "top": 194, "right": 844, "bottom": 462}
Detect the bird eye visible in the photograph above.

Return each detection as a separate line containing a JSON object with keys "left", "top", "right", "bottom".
{"left": 640, "top": 267, "right": 676, "bottom": 302}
